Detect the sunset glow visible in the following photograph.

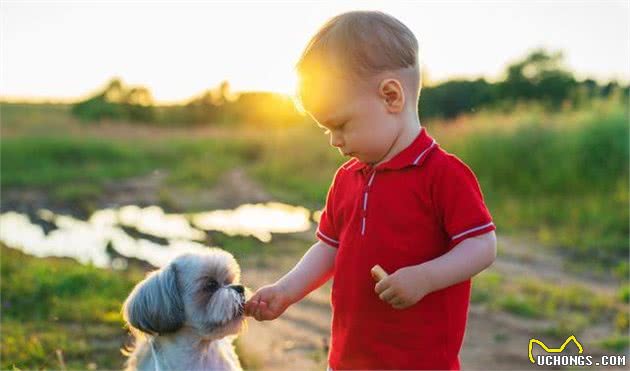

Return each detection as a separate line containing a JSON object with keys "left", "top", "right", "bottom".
{"left": 2, "top": 1, "right": 628, "bottom": 104}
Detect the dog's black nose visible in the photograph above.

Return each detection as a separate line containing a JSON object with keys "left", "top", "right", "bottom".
{"left": 231, "top": 285, "right": 245, "bottom": 294}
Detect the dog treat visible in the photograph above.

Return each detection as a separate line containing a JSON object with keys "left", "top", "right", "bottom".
{"left": 371, "top": 265, "right": 388, "bottom": 282}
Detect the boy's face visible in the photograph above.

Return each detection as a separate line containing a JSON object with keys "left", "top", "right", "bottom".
{"left": 300, "top": 74, "right": 402, "bottom": 165}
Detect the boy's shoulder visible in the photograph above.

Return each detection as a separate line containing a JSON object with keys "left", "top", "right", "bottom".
{"left": 424, "top": 147, "right": 484, "bottom": 193}
{"left": 425, "top": 146, "right": 475, "bottom": 176}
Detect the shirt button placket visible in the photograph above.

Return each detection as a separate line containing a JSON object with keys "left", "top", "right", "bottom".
{"left": 361, "top": 168, "right": 376, "bottom": 236}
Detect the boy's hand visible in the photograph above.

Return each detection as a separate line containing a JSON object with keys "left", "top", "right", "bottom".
{"left": 374, "top": 265, "right": 433, "bottom": 309}
{"left": 244, "top": 283, "right": 293, "bottom": 321}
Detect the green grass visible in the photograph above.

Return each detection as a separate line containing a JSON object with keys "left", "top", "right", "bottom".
{"left": 446, "top": 111, "right": 628, "bottom": 197}
{"left": 472, "top": 269, "right": 629, "bottom": 351}
{"left": 619, "top": 284, "right": 630, "bottom": 304}
{"left": 210, "top": 232, "right": 266, "bottom": 260}
{"left": 0, "top": 102, "right": 74, "bottom": 136}
{"left": 429, "top": 100, "right": 629, "bottom": 278}
{"left": 1, "top": 137, "right": 157, "bottom": 188}
{"left": 471, "top": 271, "right": 503, "bottom": 304}
{"left": 498, "top": 294, "right": 544, "bottom": 318}
{"left": 476, "top": 272, "right": 623, "bottom": 325}
{"left": 0, "top": 244, "right": 144, "bottom": 370}
{"left": 0, "top": 136, "right": 255, "bottom": 209}
{"left": 249, "top": 125, "right": 345, "bottom": 208}
{"left": 1, "top": 97, "right": 628, "bottom": 275}
{"left": 598, "top": 335, "right": 630, "bottom": 353}
{"left": 540, "top": 312, "right": 590, "bottom": 339}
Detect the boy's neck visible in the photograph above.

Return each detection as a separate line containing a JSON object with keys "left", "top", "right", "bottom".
{"left": 371, "top": 114, "right": 421, "bottom": 168}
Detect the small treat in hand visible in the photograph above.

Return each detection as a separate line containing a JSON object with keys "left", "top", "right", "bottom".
{"left": 371, "top": 265, "right": 388, "bottom": 282}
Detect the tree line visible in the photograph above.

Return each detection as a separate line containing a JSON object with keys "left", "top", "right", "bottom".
{"left": 71, "top": 48, "right": 629, "bottom": 126}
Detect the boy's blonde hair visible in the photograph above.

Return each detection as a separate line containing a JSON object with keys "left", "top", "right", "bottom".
{"left": 296, "top": 11, "right": 421, "bottom": 107}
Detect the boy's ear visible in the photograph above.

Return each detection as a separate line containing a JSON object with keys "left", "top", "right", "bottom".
{"left": 378, "top": 78, "right": 405, "bottom": 113}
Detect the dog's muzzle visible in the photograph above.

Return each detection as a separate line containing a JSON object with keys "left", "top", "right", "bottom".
{"left": 230, "top": 285, "right": 246, "bottom": 314}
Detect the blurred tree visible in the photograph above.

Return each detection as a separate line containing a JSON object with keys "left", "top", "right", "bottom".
{"left": 124, "top": 87, "right": 153, "bottom": 106}
{"left": 417, "top": 48, "right": 628, "bottom": 119}
{"left": 183, "top": 81, "right": 236, "bottom": 125}
{"left": 602, "top": 81, "right": 621, "bottom": 97}
{"left": 419, "top": 78, "right": 496, "bottom": 119}
{"left": 103, "top": 78, "right": 124, "bottom": 103}
{"left": 208, "top": 80, "right": 238, "bottom": 106}
{"left": 497, "top": 48, "right": 577, "bottom": 108}
{"left": 180, "top": 81, "right": 305, "bottom": 126}
{"left": 71, "top": 78, "right": 155, "bottom": 123}
{"left": 73, "top": 49, "right": 628, "bottom": 125}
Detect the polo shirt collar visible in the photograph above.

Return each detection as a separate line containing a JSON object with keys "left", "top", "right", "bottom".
{"left": 347, "top": 126, "right": 438, "bottom": 172}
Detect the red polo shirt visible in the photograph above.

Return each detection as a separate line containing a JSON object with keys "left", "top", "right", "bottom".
{"left": 317, "top": 127, "right": 495, "bottom": 370}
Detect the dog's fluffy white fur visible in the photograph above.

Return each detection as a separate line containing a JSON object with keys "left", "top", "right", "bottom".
{"left": 122, "top": 249, "right": 247, "bottom": 371}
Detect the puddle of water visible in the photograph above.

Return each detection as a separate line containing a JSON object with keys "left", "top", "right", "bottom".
{"left": 0, "top": 202, "right": 316, "bottom": 268}
{"left": 0, "top": 211, "right": 211, "bottom": 268}
{"left": 91, "top": 205, "right": 207, "bottom": 241}
{"left": 191, "top": 202, "right": 312, "bottom": 243}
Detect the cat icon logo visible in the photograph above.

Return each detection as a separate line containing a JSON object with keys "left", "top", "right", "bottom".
{"left": 528, "top": 335, "right": 584, "bottom": 363}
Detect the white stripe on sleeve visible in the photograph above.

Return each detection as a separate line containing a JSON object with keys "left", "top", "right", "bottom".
{"left": 317, "top": 228, "right": 339, "bottom": 245}
{"left": 451, "top": 222, "right": 495, "bottom": 241}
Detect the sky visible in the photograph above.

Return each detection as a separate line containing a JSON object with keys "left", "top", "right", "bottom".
{"left": 1, "top": 0, "right": 629, "bottom": 104}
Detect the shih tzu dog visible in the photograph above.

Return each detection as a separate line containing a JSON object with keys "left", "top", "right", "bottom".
{"left": 122, "top": 249, "right": 248, "bottom": 371}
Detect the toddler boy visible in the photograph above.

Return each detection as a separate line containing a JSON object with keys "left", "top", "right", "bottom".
{"left": 244, "top": 10, "right": 497, "bottom": 370}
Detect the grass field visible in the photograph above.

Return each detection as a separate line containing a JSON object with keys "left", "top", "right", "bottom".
{"left": 3, "top": 97, "right": 627, "bottom": 275}
{"left": 1, "top": 244, "right": 143, "bottom": 370}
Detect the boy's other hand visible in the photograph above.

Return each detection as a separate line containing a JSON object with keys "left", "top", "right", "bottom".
{"left": 374, "top": 265, "right": 433, "bottom": 310}
{"left": 244, "top": 283, "right": 293, "bottom": 321}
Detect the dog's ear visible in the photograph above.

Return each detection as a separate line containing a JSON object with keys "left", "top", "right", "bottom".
{"left": 122, "top": 264, "right": 185, "bottom": 335}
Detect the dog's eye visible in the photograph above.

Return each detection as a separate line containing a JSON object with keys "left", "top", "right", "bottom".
{"left": 205, "top": 279, "right": 220, "bottom": 292}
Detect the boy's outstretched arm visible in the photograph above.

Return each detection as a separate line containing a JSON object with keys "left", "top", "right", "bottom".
{"left": 245, "top": 240, "right": 336, "bottom": 321}
{"left": 375, "top": 231, "right": 497, "bottom": 309}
